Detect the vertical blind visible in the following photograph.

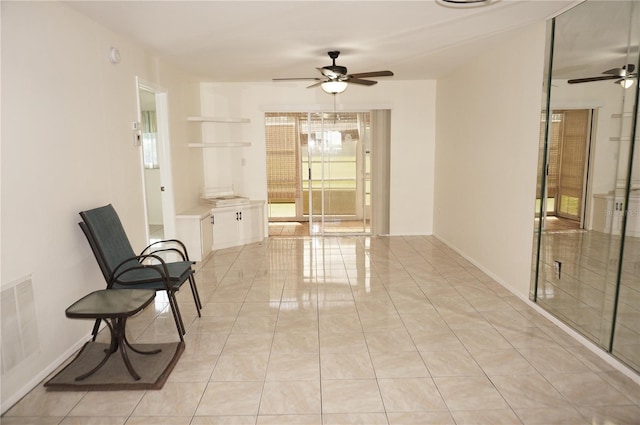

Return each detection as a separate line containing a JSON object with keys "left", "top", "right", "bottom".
{"left": 545, "top": 109, "right": 590, "bottom": 218}
{"left": 556, "top": 109, "right": 589, "bottom": 217}
{"left": 265, "top": 113, "right": 302, "bottom": 200}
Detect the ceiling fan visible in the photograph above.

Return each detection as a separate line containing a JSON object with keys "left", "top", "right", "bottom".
{"left": 567, "top": 64, "right": 637, "bottom": 88}
{"left": 273, "top": 51, "right": 394, "bottom": 94}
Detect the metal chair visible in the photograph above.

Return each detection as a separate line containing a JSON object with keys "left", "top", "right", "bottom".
{"left": 79, "top": 204, "right": 202, "bottom": 340}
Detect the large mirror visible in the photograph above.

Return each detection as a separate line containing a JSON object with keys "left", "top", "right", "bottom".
{"left": 531, "top": 0, "right": 639, "bottom": 372}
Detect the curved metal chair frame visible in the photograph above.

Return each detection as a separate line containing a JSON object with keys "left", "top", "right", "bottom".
{"left": 79, "top": 204, "right": 202, "bottom": 340}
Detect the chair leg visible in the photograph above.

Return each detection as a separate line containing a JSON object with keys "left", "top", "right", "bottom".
{"left": 166, "top": 291, "right": 185, "bottom": 341}
{"left": 189, "top": 275, "right": 202, "bottom": 317}
{"left": 91, "top": 318, "right": 102, "bottom": 341}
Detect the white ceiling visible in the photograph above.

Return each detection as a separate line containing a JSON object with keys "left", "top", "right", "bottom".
{"left": 551, "top": 0, "right": 640, "bottom": 80}
{"left": 66, "top": 0, "right": 581, "bottom": 82}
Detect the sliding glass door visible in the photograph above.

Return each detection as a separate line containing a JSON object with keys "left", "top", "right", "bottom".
{"left": 266, "top": 111, "right": 372, "bottom": 236}
{"left": 303, "top": 112, "right": 370, "bottom": 235}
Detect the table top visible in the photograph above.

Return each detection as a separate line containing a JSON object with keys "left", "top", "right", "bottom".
{"left": 66, "top": 289, "right": 156, "bottom": 319}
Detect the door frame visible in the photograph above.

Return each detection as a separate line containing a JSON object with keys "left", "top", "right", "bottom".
{"left": 263, "top": 106, "right": 391, "bottom": 236}
{"left": 136, "top": 77, "right": 176, "bottom": 241}
{"left": 305, "top": 111, "right": 369, "bottom": 235}
{"left": 543, "top": 106, "right": 596, "bottom": 229}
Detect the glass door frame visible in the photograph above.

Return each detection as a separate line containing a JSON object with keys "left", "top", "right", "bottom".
{"left": 304, "top": 111, "right": 371, "bottom": 236}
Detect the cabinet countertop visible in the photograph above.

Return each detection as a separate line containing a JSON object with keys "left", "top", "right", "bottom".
{"left": 209, "top": 200, "right": 265, "bottom": 212}
{"left": 177, "top": 201, "right": 265, "bottom": 218}
{"left": 176, "top": 205, "right": 213, "bottom": 219}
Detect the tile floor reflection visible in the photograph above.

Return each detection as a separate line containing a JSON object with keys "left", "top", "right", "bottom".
{"left": 3, "top": 236, "right": 639, "bottom": 424}
{"left": 535, "top": 230, "right": 640, "bottom": 371}
{"left": 269, "top": 220, "right": 371, "bottom": 236}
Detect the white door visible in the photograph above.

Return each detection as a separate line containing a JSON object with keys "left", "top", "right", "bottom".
{"left": 136, "top": 78, "right": 176, "bottom": 242}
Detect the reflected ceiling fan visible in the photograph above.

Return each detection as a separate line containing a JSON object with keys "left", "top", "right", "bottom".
{"left": 273, "top": 51, "right": 394, "bottom": 94}
{"left": 567, "top": 63, "right": 637, "bottom": 88}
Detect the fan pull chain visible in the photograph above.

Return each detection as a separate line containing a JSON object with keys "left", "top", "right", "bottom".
{"left": 333, "top": 93, "right": 337, "bottom": 123}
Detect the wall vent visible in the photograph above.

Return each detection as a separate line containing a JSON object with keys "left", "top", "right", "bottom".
{"left": 1, "top": 276, "right": 40, "bottom": 373}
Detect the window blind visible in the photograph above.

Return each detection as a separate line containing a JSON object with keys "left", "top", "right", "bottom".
{"left": 265, "top": 113, "right": 302, "bottom": 200}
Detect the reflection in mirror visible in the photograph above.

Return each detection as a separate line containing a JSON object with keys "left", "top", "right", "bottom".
{"left": 612, "top": 80, "right": 640, "bottom": 370}
{"left": 531, "top": 0, "right": 639, "bottom": 372}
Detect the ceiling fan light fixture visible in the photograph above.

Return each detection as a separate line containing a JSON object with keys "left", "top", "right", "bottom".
{"left": 439, "top": 0, "right": 491, "bottom": 4}
{"left": 620, "top": 78, "right": 635, "bottom": 89}
{"left": 321, "top": 80, "right": 348, "bottom": 94}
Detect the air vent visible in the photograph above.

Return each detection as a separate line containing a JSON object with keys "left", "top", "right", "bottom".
{"left": 1, "top": 276, "right": 40, "bottom": 373}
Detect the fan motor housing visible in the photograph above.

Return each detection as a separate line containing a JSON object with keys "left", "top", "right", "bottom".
{"left": 323, "top": 65, "right": 348, "bottom": 76}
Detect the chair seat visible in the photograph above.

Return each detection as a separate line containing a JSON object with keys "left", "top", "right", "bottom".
{"left": 113, "top": 261, "right": 194, "bottom": 286}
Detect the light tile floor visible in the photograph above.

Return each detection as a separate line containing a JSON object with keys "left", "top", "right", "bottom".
{"left": 3, "top": 236, "right": 639, "bottom": 424}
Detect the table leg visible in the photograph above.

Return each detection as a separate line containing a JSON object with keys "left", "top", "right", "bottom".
{"left": 124, "top": 333, "right": 162, "bottom": 355}
{"left": 112, "top": 317, "right": 142, "bottom": 380}
{"left": 74, "top": 316, "right": 162, "bottom": 381}
{"left": 74, "top": 320, "right": 117, "bottom": 381}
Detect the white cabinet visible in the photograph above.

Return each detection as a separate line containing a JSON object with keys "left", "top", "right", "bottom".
{"left": 592, "top": 192, "right": 640, "bottom": 237}
{"left": 210, "top": 208, "right": 241, "bottom": 249}
{"left": 175, "top": 205, "right": 214, "bottom": 262}
{"left": 211, "top": 201, "right": 265, "bottom": 250}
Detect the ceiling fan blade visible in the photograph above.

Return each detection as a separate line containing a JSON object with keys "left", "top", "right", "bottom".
{"left": 347, "top": 78, "right": 378, "bottom": 86}
{"left": 307, "top": 81, "right": 324, "bottom": 89}
{"left": 273, "top": 77, "right": 321, "bottom": 82}
{"left": 567, "top": 75, "right": 620, "bottom": 84}
{"left": 603, "top": 64, "right": 636, "bottom": 76}
{"left": 348, "top": 70, "right": 394, "bottom": 79}
{"left": 603, "top": 68, "right": 624, "bottom": 76}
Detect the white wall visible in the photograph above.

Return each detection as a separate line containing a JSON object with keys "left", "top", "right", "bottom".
{"left": 0, "top": 1, "right": 202, "bottom": 411}
{"left": 434, "top": 22, "right": 548, "bottom": 297}
{"left": 198, "top": 80, "right": 437, "bottom": 235}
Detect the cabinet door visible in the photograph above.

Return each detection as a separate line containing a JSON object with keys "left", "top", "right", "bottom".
{"left": 239, "top": 205, "right": 264, "bottom": 244}
{"left": 627, "top": 196, "right": 640, "bottom": 237}
{"left": 200, "top": 215, "right": 213, "bottom": 258}
{"left": 212, "top": 208, "right": 239, "bottom": 250}
{"left": 176, "top": 215, "right": 208, "bottom": 262}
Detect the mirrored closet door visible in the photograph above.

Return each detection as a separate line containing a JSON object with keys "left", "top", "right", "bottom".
{"left": 531, "top": 0, "right": 639, "bottom": 372}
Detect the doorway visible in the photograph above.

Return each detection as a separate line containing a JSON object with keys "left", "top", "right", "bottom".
{"left": 266, "top": 111, "right": 372, "bottom": 235}
{"left": 136, "top": 79, "right": 176, "bottom": 243}
{"left": 539, "top": 108, "right": 593, "bottom": 230}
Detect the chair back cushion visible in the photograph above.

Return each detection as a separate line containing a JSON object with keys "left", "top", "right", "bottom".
{"left": 78, "top": 222, "right": 110, "bottom": 282}
{"left": 79, "top": 204, "right": 139, "bottom": 276}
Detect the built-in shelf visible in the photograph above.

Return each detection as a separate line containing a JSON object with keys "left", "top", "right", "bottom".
{"left": 187, "top": 115, "right": 251, "bottom": 147}
{"left": 609, "top": 112, "right": 637, "bottom": 142}
{"left": 610, "top": 113, "right": 634, "bottom": 119}
{"left": 187, "top": 116, "right": 250, "bottom": 123}
{"left": 609, "top": 136, "right": 639, "bottom": 142}
{"left": 188, "top": 142, "right": 251, "bottom": 148}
